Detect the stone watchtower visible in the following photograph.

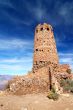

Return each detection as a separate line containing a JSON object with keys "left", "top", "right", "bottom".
{"left": 33, "top": 23, "right": 59, "bottom": 72}
{"left": 9, "top": 23, "right": 71, "bottom": 95}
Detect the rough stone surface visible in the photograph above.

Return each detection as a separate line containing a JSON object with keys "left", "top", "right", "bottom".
{"left": 33, "top": 23, "right": 59, "bottom": 72}
{"left": 7, "top": 23, "right": 72, "bottom": 95}
{"left": 8, "top": 72, "right": 49, "bottom": 95}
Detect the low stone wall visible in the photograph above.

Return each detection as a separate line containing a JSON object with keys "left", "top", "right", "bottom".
{"left": 7, "top": 64, "right": 71, "bottom": 95}
{"left": 8, "top": 69, "right": 50, "bottom": 95}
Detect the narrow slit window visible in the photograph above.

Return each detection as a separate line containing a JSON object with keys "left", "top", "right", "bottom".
{"left": 36, "top": 61, "right": 38, "bottom": 65}
{"left": 36, "top": 29, "right": 38, "bottom": 33}
{"left": 40, "top": 61, "right": 42, "bottom": 63}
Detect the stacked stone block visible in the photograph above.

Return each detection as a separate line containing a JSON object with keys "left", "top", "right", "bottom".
{"left": 33, "top": 23, "right": 59, "bottom": 72}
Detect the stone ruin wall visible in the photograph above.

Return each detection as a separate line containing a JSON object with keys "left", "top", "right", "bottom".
{"left": 8, "top": 63, "right": 71, "bottom": 95}
{"left": 8, "top": 67, "right": 50, "bottom": 95}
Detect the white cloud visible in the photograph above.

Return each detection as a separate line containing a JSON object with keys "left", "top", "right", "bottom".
{"left": 0, "top": 57, "right": 32, "bottom": 63}
{"left": 0, "top": 64, "right": 30, "bottom": 71}
{"left": 59, "top": 53, "right": 73, "bottom": 57}
{"left": 60, "top": 57, "right": 72, "bottom": 63}
{"left": 0, "top": 38, "right": 33, "bottom": 50}
{"left": 25, "top": 1, "right": 47, "bottom": 21}
{"left": 1, "top": 0, "right": 73, "bottom": 26}
{"left": 58, "top": 1, "right": 73, "bottom": 25}
{"left": 3, "top": 10, "right": 33, "bottom": 26}
{"left": 0, "top": 38, "right": 33, "bottom": 75}
{"left": 0, "top": 0, "right": 15, "bottom": 10}
{"left": 32, "top": 7, "right": 46, "bottom": 21}
{"left": 59, "top": 52, "right": 73, "bottom": 71}
{"left": 0, "top": 1, "right": 33, "bottom": 26}
{"left": 0, "top": 57, "right": 33, "bottom": 75}
{"left": 60, "top": 58, "right": 73, "bottom": 71}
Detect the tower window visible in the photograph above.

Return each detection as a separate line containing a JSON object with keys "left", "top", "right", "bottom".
{"left": 36, "top": 29, "right": 38, "bottom": 33}
{"left": 40, "top": 61, "right": 43, "bottom": 63}
{"left": 36, "top": 61, "right": 38, "bottom": 65}
{"left": 36, "top": 49, "right": 38, "bottom": 51}
{"left": 47, "top": 28, "right": 49, "bottom": 31}
{"left": 40, "top": 27, "right": 43, "bottom": 31}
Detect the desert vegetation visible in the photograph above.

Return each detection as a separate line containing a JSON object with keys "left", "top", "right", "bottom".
{"left": 60, "top": 79, "right": 73, "bottom": 93}
{"left": 47, "top": 87, "right": 59, "bottom": 100}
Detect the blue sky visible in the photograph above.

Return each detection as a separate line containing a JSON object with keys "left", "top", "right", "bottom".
{"left": 0, "top": 0, "right": 73, "bottom": 75}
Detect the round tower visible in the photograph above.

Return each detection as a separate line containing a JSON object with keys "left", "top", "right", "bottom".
{"left": 33, "top": 23, "right": 59, "bottom": 71}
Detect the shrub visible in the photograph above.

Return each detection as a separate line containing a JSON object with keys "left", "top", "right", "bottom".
{"left": 66, "top": 69, "right": 71, "bottom": 74}
{"left": 60, "top": 79, "right": 73, "bottom": 93}
{"left": 70, "top": 87, "right": 73, "bottom": 93}
{"left": 70, "top": 80, "right": 73, "bottom": 87}
{"left": 47, "top": 91, "right": 59, "bottom": 101}
{"left": 51, "top": 86, "right": 56, "bottom": 93}
{"left": 60, "top": 79, "right": 66, "bottom": 87}
{"left": 63, "top": 86, "right": 70, "bottom": 92}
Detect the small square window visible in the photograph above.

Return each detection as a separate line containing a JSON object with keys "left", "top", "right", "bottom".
{"left": 36, "top": 49, "right": 38, "bottom": 51}
{"left": 40, "top": 27, "right": 43, "bottom": 31}
{"left": 47, "top": 28, "right": 49, "bottom": 31}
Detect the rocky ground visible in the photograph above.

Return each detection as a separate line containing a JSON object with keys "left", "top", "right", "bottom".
{"left": 0, "top": 92, "right": 73, "bottom": 110}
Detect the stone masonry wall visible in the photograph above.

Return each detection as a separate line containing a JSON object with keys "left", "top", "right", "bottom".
{"left": 8, "top": 67, "right": 50, "bottom": 95}
{"left": 7, "top": 23, "right": 72, "bottom": 95}
{"left": 33, "top": 23, "right": 59, "bottom": 72}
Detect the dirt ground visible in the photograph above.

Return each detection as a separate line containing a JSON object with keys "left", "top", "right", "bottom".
{"left": 0, "top": 93, "right": 73, "bottom": 110}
